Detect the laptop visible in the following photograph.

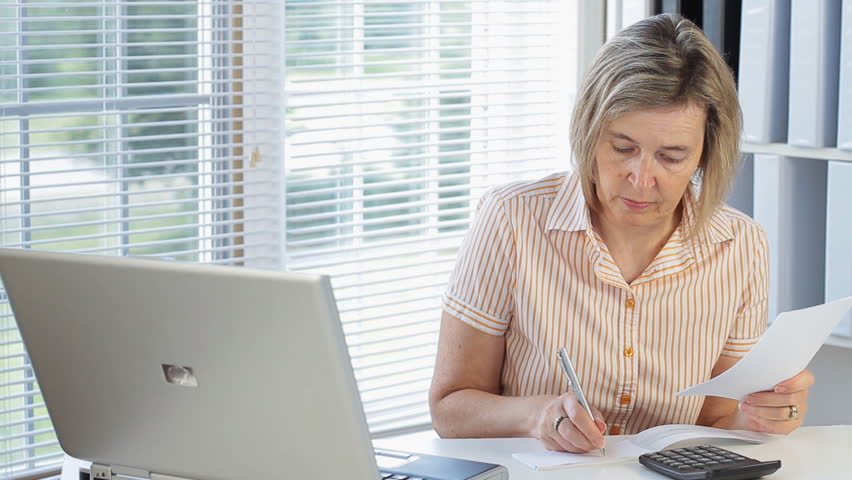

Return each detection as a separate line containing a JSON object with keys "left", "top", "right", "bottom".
{"left": 0, "top": 248, "right": 508, "bottom": 480}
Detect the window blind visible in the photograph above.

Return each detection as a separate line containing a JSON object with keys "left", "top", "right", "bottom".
{"left": 284, "top": 0, "right": 578, "bottom": 435}
{"left": 0, "top": 1, "right": 584, "bottom": 476}
{"left": 0, "top": 1, "right": 282, "bottom": 478}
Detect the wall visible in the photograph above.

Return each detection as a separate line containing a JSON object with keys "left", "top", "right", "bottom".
{"left": 803, "top": 344, "right": 852, "bottom": 426}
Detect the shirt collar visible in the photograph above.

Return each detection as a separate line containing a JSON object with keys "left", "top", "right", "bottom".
{"left": 683, "top": 185, "right": 735, "bottom": 245}
{"left": 544, "top": 173, "right": 591, "bottom": 233}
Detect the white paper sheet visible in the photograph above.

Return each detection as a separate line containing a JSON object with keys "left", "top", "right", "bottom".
{"left": 512, "top": 424, "right": 774, "bottom": 470}
{"left": 677, "top": 296, "right": 852, "bottom": 400}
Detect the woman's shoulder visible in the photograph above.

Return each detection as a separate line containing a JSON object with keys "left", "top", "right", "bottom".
{"left": 714, "top": 203, "right": 769, "bottom": 245}
{"left": 483, "top": 171, "right": 573, "bottom": 205}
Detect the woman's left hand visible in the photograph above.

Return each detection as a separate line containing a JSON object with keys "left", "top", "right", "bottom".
{"left": 733, "top": 369, "right": 814, "bottom": 434}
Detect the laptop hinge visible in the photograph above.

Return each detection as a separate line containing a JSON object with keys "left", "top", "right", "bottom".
{"left": 85, "top": 464, "right": 195, "bottom": 480}
{"left": 90, "top": 464, "right": 112, "bottom": 480}
{"left": 150, "top": 474, "right": 196, "bottom": 480}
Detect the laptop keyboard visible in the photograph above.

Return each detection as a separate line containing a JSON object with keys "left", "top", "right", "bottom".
{"left": 379, "top": 473, "right": 428, "bottom": 480}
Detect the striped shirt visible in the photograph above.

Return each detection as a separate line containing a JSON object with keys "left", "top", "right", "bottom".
{"left": 442, "top": 172, "right": 769, "bottom": 435}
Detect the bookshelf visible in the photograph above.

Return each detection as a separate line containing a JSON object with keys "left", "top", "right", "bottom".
{"left": 731, "top": 145, "right": 852, "bottom": 349}
{"left": 825, "top": 335, "right": 852, "bottom": 350}
{"left": 734, "top": 0, "right": 851, "bottom": 348}
{"left": 742, "top": 143, "right": 852, "bottom": 163}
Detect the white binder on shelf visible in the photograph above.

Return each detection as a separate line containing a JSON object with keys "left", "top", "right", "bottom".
{"left": 753, "top": 154, "right": 827, "bottom": 324}
{"left": 838, "top": 1, "right": 852, "bottom": 151}
{"left": 739, "top": 0, "right": 791, "bottom": 144}
{"left": 825, "top": 162, "right": 852, "bottom": 338}
{"left": 787, "top": 0, "right": 842, "bottom": 148}
{"left": 726, "top": 154, "right": 754, "bottom": 217}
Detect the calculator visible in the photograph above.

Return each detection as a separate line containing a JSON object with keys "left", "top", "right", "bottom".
{"left": 638, "top": 444, "right": 781, "bottom": 480}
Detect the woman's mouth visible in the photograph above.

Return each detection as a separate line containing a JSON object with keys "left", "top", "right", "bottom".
{"left": 621, "top": 198, "right": 652, "bottom": 210}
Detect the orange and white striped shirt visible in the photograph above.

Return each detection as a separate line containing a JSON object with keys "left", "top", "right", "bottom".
{"left": 442, "top": 172, "right": 769, "bottom": 435}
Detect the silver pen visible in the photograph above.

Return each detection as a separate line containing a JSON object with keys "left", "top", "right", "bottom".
{"left": 556, "top": 347, "right": 606, "bottom": 456}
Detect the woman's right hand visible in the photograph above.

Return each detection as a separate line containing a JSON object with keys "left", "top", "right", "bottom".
{"left": 533, "top": 393, "right": 607, "bottom": 452}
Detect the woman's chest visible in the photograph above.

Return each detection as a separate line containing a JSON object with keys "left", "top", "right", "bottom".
{"left": 510, "top": 244, "right": 746, "bottom": 347}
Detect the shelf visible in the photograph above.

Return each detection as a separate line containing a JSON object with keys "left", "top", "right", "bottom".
{"left": 824, "top": 335, "right": 852, "bottom": 350}
{"left": 742, "top": 143, "right": 852, "bottom": 162}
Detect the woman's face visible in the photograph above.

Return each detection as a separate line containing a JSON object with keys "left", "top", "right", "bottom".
{"left": 592, "top": 102, "right": 705, "bottom": 231}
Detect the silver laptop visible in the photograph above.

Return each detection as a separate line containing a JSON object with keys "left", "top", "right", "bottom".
{"left": 0, "top": 248, "right": 507, "bottom": 480}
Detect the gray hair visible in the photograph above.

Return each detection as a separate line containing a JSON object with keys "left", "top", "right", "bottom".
{"left": 569, "top": 13, "right": 741, "bottom": 237}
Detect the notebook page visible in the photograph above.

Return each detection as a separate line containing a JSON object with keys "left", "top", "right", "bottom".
{"left": 630, "top": 424, "right": 775, "bottom": 451}
{"left": 512, "top": 436, "right": 645, "bottom": 471}
{"left": 512, "top": 424, "right": 776, "bottom": 471}
{"left": 677, "top": 296, "right": 852, "bottom": 400}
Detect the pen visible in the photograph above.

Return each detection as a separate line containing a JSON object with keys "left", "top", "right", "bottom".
{"left": 556, "top": 347, "right": 606, "bottom": 456}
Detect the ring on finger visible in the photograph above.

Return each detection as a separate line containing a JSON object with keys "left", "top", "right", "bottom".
{"left": 554, "top": 415, "right": 568, "bottom": 432}
{"left": 787, "top": 405, "right": 798, "bottom": 421}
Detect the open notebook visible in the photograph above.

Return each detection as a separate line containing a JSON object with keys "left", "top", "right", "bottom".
{"left": 513, "top": 424, "right": 776, "bottom": 471}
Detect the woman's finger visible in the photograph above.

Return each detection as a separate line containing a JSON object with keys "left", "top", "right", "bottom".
{"left": 556, "top": 417, "right": 596, "bottom": 452}
{"left": 551, "top": 416, "right": 587, "bottom": 452}
{"left": 774, "top": 369, "right": 815, "bottom": 393}
{"left": 541, "top": 436, "right": 567, "bottom": 452}
{"left": 560, "top": 395, "right": 605, "bottom": 448}
{"left": 739, "top": 406, "right": 803, "bottom": 434}
{"left": 745, "top": 390, "right": 808, "bottom": 407}
{"left": 740, "top": 405, "right": 804, "bottom": 422}
{"left": 740, "top": 402, "right": 807, "bottom": 422}
{"left": 591, "top": 407, "right": 608, "bottom": 433}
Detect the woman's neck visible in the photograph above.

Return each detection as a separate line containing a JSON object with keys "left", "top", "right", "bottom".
{"left": 590, "top": 204, "right": 682, "bottom": 284}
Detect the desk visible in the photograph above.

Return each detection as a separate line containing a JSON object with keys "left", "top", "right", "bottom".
{"left": 374, "top": 425, "right": 852, "bottom": 479}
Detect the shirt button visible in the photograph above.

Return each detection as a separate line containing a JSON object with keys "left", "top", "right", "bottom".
{"left": 625, "top": 297, "right": 635, "bottom": 308}
{"left": 620, "top": 394, "right": 632, "bottom": 405}
{"left": 624, "top": 346, "right": 634, "bottom": 357}
{"left": 610, "top": 425, "right": 622, "bottom": 435}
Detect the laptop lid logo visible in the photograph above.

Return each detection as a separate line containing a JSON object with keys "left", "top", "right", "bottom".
{"left": 162, "top": 364, "right": 198, "bottom": 387}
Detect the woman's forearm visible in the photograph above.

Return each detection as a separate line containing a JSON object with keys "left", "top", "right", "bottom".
{"left": 431, "top": 388, "right": 553, "bottom": 438}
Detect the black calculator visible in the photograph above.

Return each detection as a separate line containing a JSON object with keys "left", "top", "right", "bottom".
{"left": 638, "top": 444, "right": 781, "bottom": 480}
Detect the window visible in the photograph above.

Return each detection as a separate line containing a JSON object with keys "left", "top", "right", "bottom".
{"left": 283, "top": 0, "right": 580, "bottom": 434}
{"left": 0, "top": 1, "right": 279, "bottom": 477}
{"left": 0, "top": 0, "right": 586, "bottom": 476}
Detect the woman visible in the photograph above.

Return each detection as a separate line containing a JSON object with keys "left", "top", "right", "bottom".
{"left": 429, "top": 14, "right": 813, "bottom": 453}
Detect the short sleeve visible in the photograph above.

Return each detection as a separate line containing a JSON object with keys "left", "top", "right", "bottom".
{"left": 442, "top": 189, "right": 516, "bottom": 336}
{"left": 721, "top": 227, "right": 769, "bottom": 358}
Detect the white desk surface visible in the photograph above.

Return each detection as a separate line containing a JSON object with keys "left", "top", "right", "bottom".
{"left": 374, "top": 425, "right": 852, "bottom": 480}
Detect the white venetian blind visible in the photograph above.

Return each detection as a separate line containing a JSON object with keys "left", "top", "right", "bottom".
{"left": 0, "top": 1, "right": 282, "bottom": 477}
{"left": 284, "top": 0, "right": 578, "bottom": 434}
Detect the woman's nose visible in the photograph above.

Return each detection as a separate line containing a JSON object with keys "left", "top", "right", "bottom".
{"left": 628, "top": 153, "right": 656, "bottom": 190}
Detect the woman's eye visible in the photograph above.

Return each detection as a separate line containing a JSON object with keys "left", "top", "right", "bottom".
{"left": 661, "top": 154, "right": 685, "bottom": 164}
{"left": 613, "top": 145, "right": 633, "bottom": 154}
